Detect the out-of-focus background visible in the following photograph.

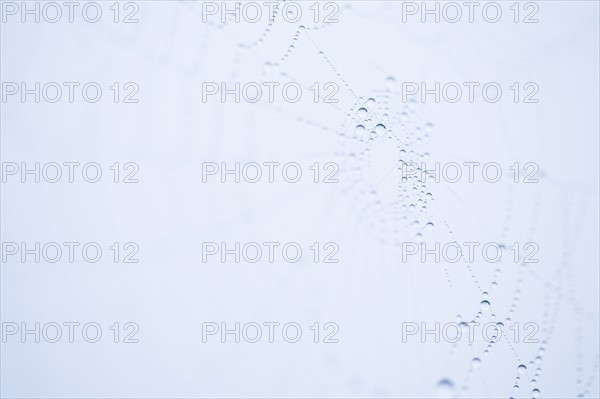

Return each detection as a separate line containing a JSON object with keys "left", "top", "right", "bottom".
{"left": 1, "top": 1, "right": 599, "bottom": 398}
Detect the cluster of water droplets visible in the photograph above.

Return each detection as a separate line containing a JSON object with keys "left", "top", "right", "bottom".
{"left": 330, "top": 76, "right": 439, "bottom": 247}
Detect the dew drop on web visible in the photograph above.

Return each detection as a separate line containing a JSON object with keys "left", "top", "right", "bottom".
{"left": 480, "top": 300, "right": 491, "bottom": 311}
{"left": 436, "top": 379, "right": 455, "bottom": 399}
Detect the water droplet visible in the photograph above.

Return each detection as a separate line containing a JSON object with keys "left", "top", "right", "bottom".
{"left": 518, "top": 364, "right": 527, "bottom": 374}
{"left": 426, "top": 222, "right": 434, "bottom": 230}
{"left": 355, "top": 125, "right": 366, "bottom": 135}
{"left": 436, "top": 379, "right": 454, "bottom": 399}
{"left": 424, "top": 123, "right": 434, "bottom": 134}
{"left": 532, "top": 388, "right": 541, "bottom": 398}
{"left": 385, "top": 76, "right": 396, "bottom": 89}
{"left": 357, "top": 108, "right": 368, "bottom": 118}
{"left": 375, "top": 123, "right": 387, "bottom": 135}
{"left": 471, "top": 358, "right": 481, "bottom": 368}
{"left": 480, "top": 300, "right": 491, "bottom": 311}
